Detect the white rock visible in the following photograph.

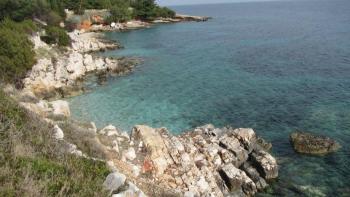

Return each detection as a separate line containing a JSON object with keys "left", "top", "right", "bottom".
{"left": 89, "top": 122, "right": 97, "bottom": 133}
{"left": 172, "top": 137, "right": 185, "bottom": 152}
{"left": 112, "top": 182, "right": 146, "bottom": 197}
{"left": 107, "top": 160, "right": 118, "bottom": 172}
{"left": 132, "top": 165, "right": 141, "bottom": 177}
{"left": 53, "top": 125, "right": 64, "bottom": 140}
{"left": 66, "top": 51, "right": 85, "bottom": 80}
{"left": 49, "top": 100, "right": 71, "bottom": 118}
{"left": 112, "top": 140, "right": 119, "bottom": 153}
{"left": 184, "top": 191, "right": 196, "bottom": 197}
{"left": 181, "top": 153, "right": 192, "bottom": 168}
{"left": 124, "top": 147, "right": 136, "bottom": 161}
{"left": 99, "top": 125, "right": 119, "bottom": 136}
{"left": 95, "top": 58, "right": 106, "bottom": 70}
{"left": 83, "top": 54, "right": 96, "bottom": 72}
{"left": 103, "top": 172, "right": 126, "bottom": 192}
{"left": 197, "top": 176, "right": 210, "bottom": 193}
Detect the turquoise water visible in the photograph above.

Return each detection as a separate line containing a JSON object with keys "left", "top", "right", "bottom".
{"left": 69, "top": 0, "right": 350, "bottom": 196}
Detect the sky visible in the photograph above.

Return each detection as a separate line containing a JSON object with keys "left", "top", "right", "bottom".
{"left": 157, "top": 0, "right": 282, "bottom": 6}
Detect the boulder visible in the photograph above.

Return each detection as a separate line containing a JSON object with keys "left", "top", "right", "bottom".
{"left": 123, "top": 147, "right": 136, "bottom": 161}
{"left": 112, "top": 182, "right": 146, "bottom": 197}
{"left": 49, "top": 100, "right": 70, "bottom": 118}
{"left": 103, "top": 172, "right": 126, "bottom": 193}
{"left": 83, "top": 54, "right": 96, "bottom": 72}
{"left": 250, "top": 150, "right": 278, "bottom": 180}
{"left": 219, "top": 163, "right": 257, "bottom": 196}
{"left": 132, "top": 125, "right": 170, "bottom": 176}
{"left": 99, "top": 125, "right": 119, "bottom": 136}
{"left": 219, "top": 136, "right": 248, "bottom": 167}
{"left": 232, "top": 128, "right": 257, "bottom": 152}
{"left": 290, "top": 132, "right": 341, "bottom": 155}
{"left": 53, "top": 125, "right": 64, "bottom": 140}
{"left": 197, "top": 176, "right": 210, "bottom": 193}
{"left": 66, "top": 51, "right": 85, "bottom": 80}
{"left": 241, "top": 162, "right": 268, "bottom": 191}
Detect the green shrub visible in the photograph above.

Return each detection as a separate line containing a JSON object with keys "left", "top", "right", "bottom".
{"left": 42, "top": 26, "right": 70, "bottom": 46}
{"left": 0, "top": 19, "right": 36, "bottom": 85}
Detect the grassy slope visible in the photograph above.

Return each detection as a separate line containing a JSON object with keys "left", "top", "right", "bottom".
{"left": 0, "top": 89, "right": 109, "bottom": 197}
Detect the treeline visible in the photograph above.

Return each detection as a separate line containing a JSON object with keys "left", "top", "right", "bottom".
{"left": 0, "top": 0, "right": 175, "bottom": 23}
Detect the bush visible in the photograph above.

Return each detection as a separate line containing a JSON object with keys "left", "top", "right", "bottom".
{"left": 0, "top": 19, "right": 36, "bottom": 85}
{"left": 41, "top": 26, "right": 70, "bottom": 46}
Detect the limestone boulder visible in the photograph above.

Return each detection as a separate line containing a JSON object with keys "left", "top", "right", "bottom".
{"left": 251, "top": 150, "right": 278, "bottom": 180}
{"left": 290, "top": 132, "right": 340, "bottom": 155}
{"left": 53, "top": 125, "right": 64, "bottom": 140}
{"left": 66, "top": 51, "right": 85, "bottom": 80}
{"left": 99, "top": 125, "right": 120, "bottom": 136}
{"left": 103, "top": 172, "right": 126, "bottom": 193}
{"left": 219, "top": 163, "right": 257, "bottom": 196}
{"left": 49, "top": 100, "right": 70, "bottom": 118}
{"left": 132, "top": 125, "right": 170, "bottom": 176}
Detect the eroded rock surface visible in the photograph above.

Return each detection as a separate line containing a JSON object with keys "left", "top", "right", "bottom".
{"left": 98, "top": 125, "right": 278, "bottom": 197}
{"left": 290, "top": 132, "right": 341, "bottom": 155}
{"left": 23, "top": 33, "right": 138, "bottom": 99}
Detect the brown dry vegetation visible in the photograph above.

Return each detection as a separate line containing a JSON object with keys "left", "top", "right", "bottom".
{"left": 0, "top": 88, "right": 110, "bottom": 197}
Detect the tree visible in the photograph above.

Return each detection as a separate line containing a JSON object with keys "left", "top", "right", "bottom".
{"left": 153, "top": 6, "right": 176, "bottom": 18}
{"left": 132, "top": 0, "right": 157, "bottom": 20}
{"left": 107, "top": 1, "right": 132, "bottom": 23}
{"left": 0, "top": 19, "right": 36, "bottom": 85}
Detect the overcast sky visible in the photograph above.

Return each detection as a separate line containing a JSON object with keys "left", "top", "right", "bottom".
{"left": 157, "top": 0, "right": 282, "bottom": 6}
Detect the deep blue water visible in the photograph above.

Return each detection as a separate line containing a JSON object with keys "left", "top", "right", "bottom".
{"left": 68, "top": 0, "right": 350, "bottom": 196}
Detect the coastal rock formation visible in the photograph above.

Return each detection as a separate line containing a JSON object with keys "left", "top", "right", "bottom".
{"left": 175, "top": 14, "right": 212, "bottom": 22}
{"left": 290, "top": 132, "right": 341, "bottom": 155}
{"left": 23, "top": 33, "right": 138, "bottom": 99}
{"left": 98, "top": 125, "right": 278, "bottom": 197}
{"left": 68, "top": 31, "right": 120, "bottom": 52}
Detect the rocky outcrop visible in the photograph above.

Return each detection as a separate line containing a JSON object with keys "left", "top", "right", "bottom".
{"left": 290, "top": 132, "right": 341, "bottom": 155}
{"left": 23, "top": 33, "right": 139, "bottom": 99}
{"left": 175, "top": 14, "right": 212, "bottom": 22}
{"left": 68, "top": 31, "right": 120, "bottom": 52}
{"left": 98, "top": 125, "right": 278, "bottom": 197}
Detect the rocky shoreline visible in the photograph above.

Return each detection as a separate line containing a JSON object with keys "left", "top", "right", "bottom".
{"left": 24, "top": 31, "right": 140, "bottom": 99}
{"left": 4, "top": 19, "right": 279, "bottom": 196}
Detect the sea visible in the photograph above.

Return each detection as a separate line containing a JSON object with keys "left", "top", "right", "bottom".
{"left": 68, "top": 0, "right": 350, "bottom": 196}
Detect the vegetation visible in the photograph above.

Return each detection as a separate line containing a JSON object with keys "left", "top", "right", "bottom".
{"left": 0, "top": 0, "right": 176, "bottom": 24}
{"left": 0, "top": 89, "right": 110, "bottom": 196}
{"left": 41, "top": 26, "right": 71, "bottom": 46}
{"left": 0, "top": 19, "right": 36, "bottom": 85}
{"left": 106, "top": 1, "right": 132, "bottom": 23}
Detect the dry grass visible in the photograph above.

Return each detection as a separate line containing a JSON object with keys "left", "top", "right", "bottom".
{"left": 0, "top": 88, "right": 110, "bottom": 197}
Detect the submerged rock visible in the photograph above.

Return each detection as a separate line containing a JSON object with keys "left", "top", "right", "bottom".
{"left": 290, "top": 132, "right": 341, "bottom": 155}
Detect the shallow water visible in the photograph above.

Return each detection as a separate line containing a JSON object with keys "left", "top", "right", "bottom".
{"left": 68, "top": 0, "right": 350, "bottom": 195}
